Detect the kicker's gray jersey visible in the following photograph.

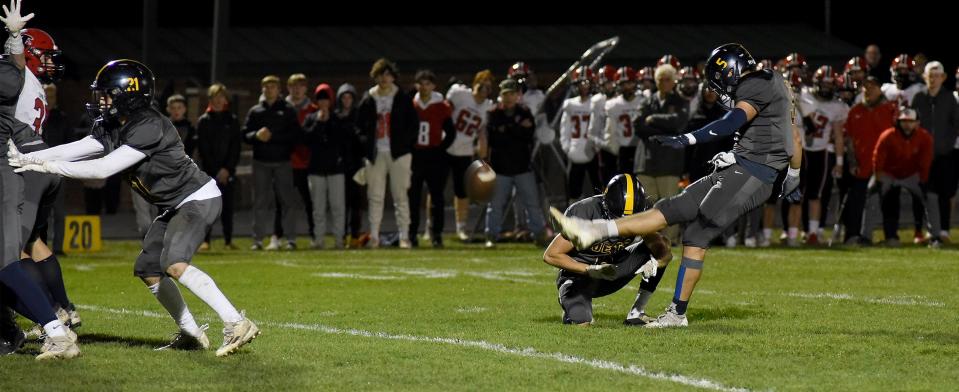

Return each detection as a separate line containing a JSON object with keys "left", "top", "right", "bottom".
{"left": 93, "top": 108, "right": 209, "bottom": 209}
{"left": 732, "top": 69, "right": 795, "bottom": 171}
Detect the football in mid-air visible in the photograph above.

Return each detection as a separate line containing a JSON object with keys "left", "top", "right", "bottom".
{"left": 465, "top": 159, "right": 496, "bottom": 203}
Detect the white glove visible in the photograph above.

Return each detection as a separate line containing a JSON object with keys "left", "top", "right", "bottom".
{"left": 585, "top": 263, "right": 617, "bottom": 280}
{"left": 13, "top": 160, "right": 55, "bottom": 174}
{"left": 7, "top": 139, "right": 42, "bottom": 168}
{"left": 0, "top": 0, "right": 33, "bottom": 36}
{"left": 636, "top": 256, "right": 658, "bottom": 281}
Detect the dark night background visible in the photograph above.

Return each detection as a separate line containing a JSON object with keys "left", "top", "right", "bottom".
{"left": 28, "top": 0, "right": 952, "bottom": 69}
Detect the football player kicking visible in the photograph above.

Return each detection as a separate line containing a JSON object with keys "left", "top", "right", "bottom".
{"left": 10, "top": 59, "right": 259, "bottom": 356}
{"left": 550, "top": 43, "right": 804, "bottom": 328}
{"left": 543, "top": 174, "right": 672, "bottom": 326}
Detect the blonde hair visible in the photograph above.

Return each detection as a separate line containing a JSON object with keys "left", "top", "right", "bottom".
{"left": 654, "top": 64, "right": 677, "bottom": 81}
{"left": 207, "top": 83, "right": 228, "bottom": 98}
{"left": 261, "top": 75, "right": 280, "bottom": 86}
{"left": 287, "top": 73, "right": 307, "bottom": 86}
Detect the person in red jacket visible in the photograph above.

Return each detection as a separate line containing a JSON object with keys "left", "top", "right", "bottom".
{"left": 409, "top": 70, "right": 455, "bottom": 247}
{"left": 841, "top": 76, "right": 897, "bottom": 244}
{"left": 871, "top": 108, "right": 933, "bottom": 246}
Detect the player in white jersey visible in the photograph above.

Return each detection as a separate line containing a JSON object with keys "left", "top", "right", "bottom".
{"left": 592, "top": 65, "right": 618, "bottom": 183}
{"left": 600, "top": 66, "right": 643, "bottom": 175}
{"left": 560, "top": 66, "right": 600, "bottom": 202}
{"left": 791, "top": 66, "right": 848, "bottom": 245}
{"left": 445, "top": 70, "right": 495, "bottom": 241}
{"left": 15, "top": 28, "right": 59, "bottom": 133}
{"left": 882, "top": 54, "right": 926, "bottom": 107}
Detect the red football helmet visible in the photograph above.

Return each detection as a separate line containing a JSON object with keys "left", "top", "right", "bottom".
{"left": 507, "top": 62, "right": 530, "bottom": 79}
{"left": 638, "top": 66, "right": 655, "bottom": 82}
{"left": 812, "top": 65, "right": 839, "bottom": 99}
{"left": 890, "top": 54, "right": 915, "bottom": 72}
{"left": 596, "top": 65, "right": 617, "bottom": 84}
{"left": 614, "top": 66, "right": 637, "bottom": 83}
{"left": 678, "top": 66, "right": 701, "bottom": 97}
{"left": 22, "top": 28, "right": 64, "bottom": 84}
{"left": 783, "top": 53, "right": 807, "bottom": 70}
{"left": 845, "top": 56, "right": 868, "bottom": 73}
{"left": 786, "top": 68, "right": 804, "bottom": 91}
{"left": 678, "top": 66, "right": 701, "bottom": 82}
{"left": 838, "top": 72, "right": 857, "bottom": 91}
{"left": 890, "top": 54, "right": 917, "bottom": 88}
{"left": 571, "top": 66, "right": 593, "bottom": 84}
{"left": 657, "top": 54, "right": 681, "bottom": 69}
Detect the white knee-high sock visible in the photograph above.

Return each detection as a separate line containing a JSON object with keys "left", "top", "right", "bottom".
{"left": 177, "top": 266, "right": 243, "bottom": 323}
{"left": 149, "top": 277, "right": 202, "bottom": 337}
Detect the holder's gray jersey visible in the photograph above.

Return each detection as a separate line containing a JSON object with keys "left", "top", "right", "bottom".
{"left": 93, "top": 108, "right": 209, "bottom": 209}
{"left": 732, "top": 69, "right": 795, "bottom": 171}
{"left": 563, "top": 195, "right": 647, "bottom": 265}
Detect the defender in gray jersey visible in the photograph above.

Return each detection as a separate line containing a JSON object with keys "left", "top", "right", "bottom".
{"left": 549, "top": 44, "right": 804, "bottom": 328}
{"left": 543, "top": 174, "right": 672, "bottom": 326}
{"left": 11, "top": 59, "right": 259, "bottom": 356}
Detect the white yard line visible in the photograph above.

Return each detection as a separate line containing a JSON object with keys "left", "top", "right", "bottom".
{"left": 76, "top": 304, "right": 751, "bottom": 392}
{"left": 781, "top": 292, "right": 945, "bottom": 307}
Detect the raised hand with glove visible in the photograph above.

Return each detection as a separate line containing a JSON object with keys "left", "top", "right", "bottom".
{"left": 1, "top": 0, "right": 33, "bottom": 57}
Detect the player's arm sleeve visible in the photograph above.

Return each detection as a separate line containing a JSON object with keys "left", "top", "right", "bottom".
{"left": 683, "top": 107, "right": 748, "bottom": 145}
{"left": 44, "top": 145, "right": 146, "bottom": 180}
{"left": 559, "top": 106, "right": 571, "bottom": 153}
{"left": 25, "top": 135, "right": 105, "bottom": 162}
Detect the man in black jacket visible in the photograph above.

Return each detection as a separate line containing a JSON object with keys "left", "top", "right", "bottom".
{"left": 244, "top": 75, "right": 303, "bottom": 250}
{"left": 635, "top": 64, "right": 689, "bottom": 243}
{"left": 484, "top": 79, "right": 545, "bottom": 248}
{"left": 912, "top": 61, "right": 959, "bottom": 245}
{"left": 197, "top": 83, "right": 241, "bottom": 250}
{"left": 356, "top": 58, "right": 418, "bottom": 248}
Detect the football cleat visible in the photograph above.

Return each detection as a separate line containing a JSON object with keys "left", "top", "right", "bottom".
{"left": 157, "top": 325, "right": 210, "bottom": 351}
{"left": 644, "top": 304, "right": 689, "bottom": 328}
{"left": 216, "top": 314, "right": 260, "bottom": 357}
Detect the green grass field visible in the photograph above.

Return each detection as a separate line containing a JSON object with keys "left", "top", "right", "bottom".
{"left": 1, "top": 237, "right": 957, "bottom": 391}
